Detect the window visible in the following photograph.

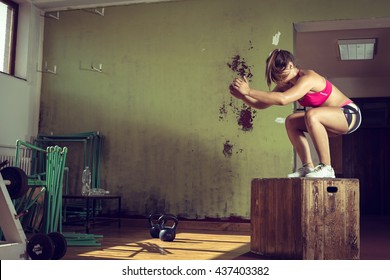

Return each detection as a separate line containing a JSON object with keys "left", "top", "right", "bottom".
{"left": 0, "top": 0, "right": 18, "bottom": 75}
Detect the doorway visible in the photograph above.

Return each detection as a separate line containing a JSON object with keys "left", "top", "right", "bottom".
{"left": 343, "top": 97, "right": 390, "bottom": 215}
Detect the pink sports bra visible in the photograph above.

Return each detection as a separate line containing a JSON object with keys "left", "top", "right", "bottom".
{"left": 298, "top": 79, "right": 332, "bottom": 107}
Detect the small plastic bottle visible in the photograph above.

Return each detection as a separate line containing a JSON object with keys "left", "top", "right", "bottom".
{"left": 81, "top": 166, "right": 91, "bottom": 195}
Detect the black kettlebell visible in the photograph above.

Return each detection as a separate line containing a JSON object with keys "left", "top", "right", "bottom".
{"left": 148, "top": 213, "right": 163, "bottom": 238}
{"left": 158, "top": 214, "right": 179, "bottom": 242}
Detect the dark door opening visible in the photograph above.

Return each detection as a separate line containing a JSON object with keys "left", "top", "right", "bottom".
{"left": 343, "top": 97, "right": 390, "bottom": 216}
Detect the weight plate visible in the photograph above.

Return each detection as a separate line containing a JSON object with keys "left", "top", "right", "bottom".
{"left": 27, "top": 233, "right": 55, "bottom": 260}
{"left": 1, "top": 167, "right": 28, "bottom": 199}
{"left": 48, "top": 232, "right": 68, "bottom": 260}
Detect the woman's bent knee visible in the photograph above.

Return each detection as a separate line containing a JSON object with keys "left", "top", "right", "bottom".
{"left": 285, "top": 114, "right": 295, "bottom": 129}
{"left": 304, "top": 109, "right": 319, "bottom": 125}
{"left": 285, "top": 113, "right": 305, "bottom": 130}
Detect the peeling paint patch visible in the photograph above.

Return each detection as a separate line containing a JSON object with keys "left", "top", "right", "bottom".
{"left": 228, "top": 100, "right": 257, "bottom": 131}
{"left": 275, "top": 117, "right": 285, "bottom": 124}
{"left": 272, "top": 31, "right": 281, "bottom": 45}
{"left": 248, "top": 40, "right": 254, "bottom": 50}
{"left": 219, "top": 103, "right": 228, "bottom": 121}
{"left": 220, "top": 98, "right": 257, "bottom": 131}
{"left": 223, "top": 140, "right": 234, "bottom": 157}
{"left": 238, "top": 106, "right": 256, "bottom": 131}
{"left": 227, "top": 54, "right": 253, "bottom": 79}
{"left": 225, "top": 53, "right": 257, "bottom": 130}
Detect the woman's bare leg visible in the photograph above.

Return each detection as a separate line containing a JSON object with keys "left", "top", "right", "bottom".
{"left": 304, "top": 107, "right": 348, "bottom": 165}
{"left": 285, "top": 112, "right": 314, "bottom": 168}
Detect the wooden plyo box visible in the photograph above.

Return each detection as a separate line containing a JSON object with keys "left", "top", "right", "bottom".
{"left": 251, "top": 178, "right": 360, "bottom": 260}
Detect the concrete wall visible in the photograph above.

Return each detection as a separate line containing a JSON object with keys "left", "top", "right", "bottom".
{"left": 0, "top": 2, "right": 43, "bottom": 153}
{"left": 39, "top": 0, "right": 390, "bottom": 219}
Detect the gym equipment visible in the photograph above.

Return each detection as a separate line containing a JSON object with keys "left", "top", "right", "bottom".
{"left": 148, "top": 213, "right": 163, "bottom": 238}
{"left": 62, "top": 232, "right": 102, "bottom": 247}
{"left": 35, "top": 131, "right": 102, "bottom": 191}
{"left": 0, "top": 166, "right": 29, "bottom": 259}
{"left": 0, "top": 159, "right": 9, "bottom": 169}
{"left": 27, "top": 233, "right": 54, "bottom": 260}
{"left": 12, "top": 140, "right": 68, "bottom": 234}
{"left": 1, "top": 166, "right": 28, "bottom": 199}
{"left": 44, "top": 145, "right": 68, "bottom": 234}
{"left": 35, "top": 132, "right": 105, "bottom": 234}
{"left": 251, "top": 178, "right": 360, "bottom": 259}
{"left": 0, "top": 140, "right": 70, "bottom": 259}
{"left": 158, "top": 214, "right": 179, "bottom": 242}
{"left": 62, "top": 194, "right": 121, "bottom": 234}
{"left": 47, "top": 232, "right": 67, "bottom": 259}
{"left": 27, "top": 232, "right": 67, "bottom": 260}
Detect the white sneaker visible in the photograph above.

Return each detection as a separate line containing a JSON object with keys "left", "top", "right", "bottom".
{"left": 305, "top": 163, "right": 335, "bottom": 178}
{"left": 288, "top": 165, "right": 314, "bottom": 178}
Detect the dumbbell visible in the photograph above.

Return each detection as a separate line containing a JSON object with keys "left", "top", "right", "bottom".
{"left": 27, "top": 232, "right": 68, "bottom": 260}
{"left": 0, "top": 166, "right": 28, "bottom": 200}
{"left": 158, "top": 214, "right": 179, "bottom": 242}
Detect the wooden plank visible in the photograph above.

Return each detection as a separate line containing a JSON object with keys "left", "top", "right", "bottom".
{"left": 250, "top": 182, "right": 260, "bottom": 254}
{"left": 302, "top": 179, "right": 325, "bottom": 259}
{"left": 345, "top": 179, "right": 360, "bottom": 259}
{"left": 265, "top": 180, "right": 276, "bottom": 255}
{"left": 291, "top": 179, "right": 303, "bottom": 258}
{"left": 274, "top": 179, "right": 301, "bottom": 259}
{"left": 323, "top": 180, "right": 345, "bottom": 259}
{"left": 274, "top": 180, "right": 290, "bottom": 257}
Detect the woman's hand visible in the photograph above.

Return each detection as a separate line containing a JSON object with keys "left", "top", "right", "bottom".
{"left": 229, "top": 84, "right": 244, "bottom": 100}
{"left": 231, "top": 76, "right": 250, "bottom": 95}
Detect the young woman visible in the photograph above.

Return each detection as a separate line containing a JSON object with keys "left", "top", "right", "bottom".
{"left": 229, "top": 49, "right": 361, "bottom": 178}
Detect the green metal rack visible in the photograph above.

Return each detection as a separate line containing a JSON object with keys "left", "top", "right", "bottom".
{"left": 13, "top": 140, "right": 68, "bottom": 234}
{"left": 34, "top": 131, "right": 102, "bottom": 190}
{"left": 33, "top": 132, "right": 105, "bottom": 247}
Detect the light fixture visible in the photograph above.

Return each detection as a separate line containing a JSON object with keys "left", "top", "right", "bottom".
{"left": 338, "top": 38, "right": 376, "bottom": 60}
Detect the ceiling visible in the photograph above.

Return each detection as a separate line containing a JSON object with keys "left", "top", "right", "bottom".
{"left": 295, "top": 18, "right": 390, "bottom": 79}
{"left": 19, "top": 0, "right": 177, "bottom": 11}
{"left": 19, "top": 1, "right": 390, "bottom": 79}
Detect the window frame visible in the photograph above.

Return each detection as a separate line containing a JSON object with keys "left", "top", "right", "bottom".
{"left": 1, "top": 0, "right": 18, "bottom": 76}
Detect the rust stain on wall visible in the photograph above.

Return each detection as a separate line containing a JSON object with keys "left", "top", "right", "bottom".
{"left": 227, "top": 97, "right": 257, "bottom": 132}
{"left": 227, "top": 54, "right": 253, "bottom": 79}
{"left": 221, "top": 51, "right": 257, "bottom": 131}
{"left": 219, "top": 103, "right": 228, "bottom": 121}
{"left": 222, "top": 140, "right": 244, "bottom": 158}
{"left": 238, "top": 105, "right": 256, "bottom": 131}
{"left": 248, "top": 40, "right": 254, "bottom": 50}
{"left": 223, "top": 140, "right": 233, "bottom": 157}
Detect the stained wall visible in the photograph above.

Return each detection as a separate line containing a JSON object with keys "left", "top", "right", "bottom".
{"left": 39, "top": 0, "right": 390, "bottom": 218}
